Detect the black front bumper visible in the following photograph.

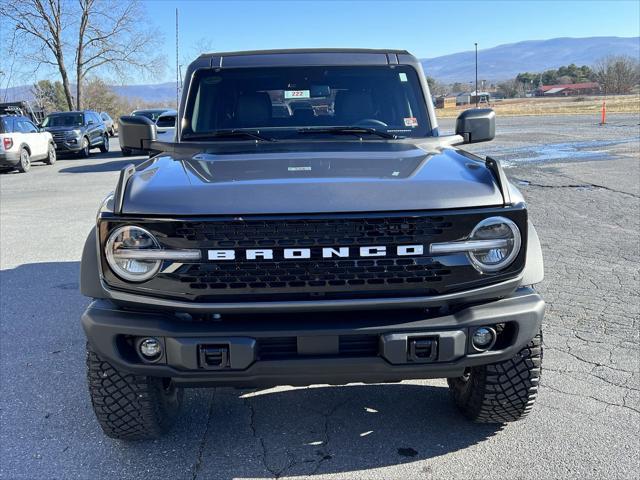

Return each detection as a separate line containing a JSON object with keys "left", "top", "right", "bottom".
{"left": 82, "top": 287, "right": 544, "bottom": 387}
{"left": 53, "top": 140, "right": 83, "bottom": 153}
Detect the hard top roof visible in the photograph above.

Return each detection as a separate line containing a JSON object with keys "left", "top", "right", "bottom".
{"left": 193, "top": 48, "right": 418, "bottom": 68}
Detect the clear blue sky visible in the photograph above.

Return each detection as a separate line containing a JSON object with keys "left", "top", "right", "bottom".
{"left": 150, "top": 0, "right": 639, "bottom": 80}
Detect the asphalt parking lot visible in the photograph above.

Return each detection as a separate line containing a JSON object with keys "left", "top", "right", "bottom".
{"left": 1, "top": 114, "right": 638, "bottom": 479}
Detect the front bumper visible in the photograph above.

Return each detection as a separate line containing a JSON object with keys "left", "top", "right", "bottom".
{"left": 82, "top": 287, "right": 544, "bottom": 388}
{"left": 0, "top": 151, "right": 20, "bottom": 167}
{"left": 53, "top": 138, "right": 83, "bottom": 152}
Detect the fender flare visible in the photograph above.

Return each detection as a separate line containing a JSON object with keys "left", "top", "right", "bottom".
{"left": 80, "top": 227, "right": 108, "bottom": 298}
{"left": 522, "top": 220, "right": 544, "bottom": 285}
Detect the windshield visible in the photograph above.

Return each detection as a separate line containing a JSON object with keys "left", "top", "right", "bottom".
{"left": 184, "top": 65, "right": 430, "bottom": 139}
{"left": 156, "top": 115, "right": 176, "bottom": 128}
{"left": 133, "top": 110, "right": 167, "bottom": 121}
{"left": 42, "top": 113, "right": 84, "bottom": 127}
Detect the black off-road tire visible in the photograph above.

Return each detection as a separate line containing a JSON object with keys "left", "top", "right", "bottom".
{"left": 86, "top": 343, "right": 183, "bottom": 440}
{"left": 44, "top": 143, "right": 57, "bottom": 165}
{"left": 99, "top": 134, "right": 110, "bottom": 153}
{"left": 448, "top": 330, "right": 542, "bottom": 423}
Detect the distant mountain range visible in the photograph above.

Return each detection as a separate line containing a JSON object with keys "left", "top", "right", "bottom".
{"left": 3, "top": 36, "right": 639, "bottom": 103}
{"left": 421, "top": 36, "right": 639, "bottom": 83}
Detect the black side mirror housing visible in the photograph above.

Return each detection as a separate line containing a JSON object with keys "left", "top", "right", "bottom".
{"left": 118, "top": 115, "right": 157, "bottom": 151}
{"left": 455, "top": 108, "right": 495, "bottom": 143}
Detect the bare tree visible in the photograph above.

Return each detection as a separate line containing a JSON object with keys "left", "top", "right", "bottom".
{"left": 0, "top": 0, "right": 164, "bottom": 110}
{"left": 594, "top": 55, "right": 640, "bottom": 95}
{"left": 0, "top": 0, "right": 74, "bottom": 109}
{"left": 75, "top": 0, "right": 163, "bottom": 109}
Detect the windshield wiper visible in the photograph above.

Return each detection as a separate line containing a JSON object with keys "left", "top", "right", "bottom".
{"left": 296, "top": 126, "right": 399, "bottom": 139}
{"left": 184, "top": 129, "right": 276, "bottom": 142}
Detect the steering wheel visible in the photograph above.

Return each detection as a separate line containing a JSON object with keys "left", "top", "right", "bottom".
{"left": 354, "top": 118, "right": 388, "bottom": 127}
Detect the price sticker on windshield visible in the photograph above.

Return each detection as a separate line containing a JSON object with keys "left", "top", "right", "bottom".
{"left": 284, "top": 90, "right": 310, "bottom": 99}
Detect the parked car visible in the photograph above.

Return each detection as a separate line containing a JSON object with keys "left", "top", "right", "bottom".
{"left": 82, "top": 49, "right": 544, "bottom": 440}
{"left": 0, "top": 114, "right": 56, "bottom": 173}
{"left": 100, "top": 112, "right": 117, "bottom": 137}
{"left": 120, "top": 108, "right": 173, "bottom": 156}
{"left": 155, "top": 109, "right": 177, "bottom": 139}
{"left": 41, "top": 111, "right": 109, "bottom": 158}
{"left": 131, "top": 108, "right": 172, "bottom": 122}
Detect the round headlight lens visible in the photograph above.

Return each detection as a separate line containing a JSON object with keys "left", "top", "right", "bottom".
{"left": 468, "top": 217, "right": 521, "bottom": 272}
{"left": 105, "top": 226, "right": 161, "bottom": 282}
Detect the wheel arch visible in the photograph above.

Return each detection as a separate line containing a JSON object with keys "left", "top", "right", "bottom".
{"left": 80, "top": 227, "right": 109, "bottom": 298}
{"left": 522, "top": 220, "right": 544, "bottom": 285}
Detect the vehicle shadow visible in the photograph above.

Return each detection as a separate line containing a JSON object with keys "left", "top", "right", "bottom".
{"left": 0, "top": 261, "right": 501, "bottom": 479}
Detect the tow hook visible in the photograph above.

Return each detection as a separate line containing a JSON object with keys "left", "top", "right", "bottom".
{"left": 408, "top": 337, "right": 438, "bottom": 363}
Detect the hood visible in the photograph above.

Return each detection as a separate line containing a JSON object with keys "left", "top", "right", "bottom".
{"left": 122, "top": 141, "right": 504, "bottom": 215}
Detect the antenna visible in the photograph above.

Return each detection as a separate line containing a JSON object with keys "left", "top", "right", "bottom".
{"left": 175, "top": 7, "right": 181, "bottom": 141}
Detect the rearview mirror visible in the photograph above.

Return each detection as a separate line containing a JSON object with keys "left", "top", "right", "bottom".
{"left": 455, "top": 108, "right": 495, "bottom": 143}
{"left": 118, "top": 115, "right": 157, "bottom": 151}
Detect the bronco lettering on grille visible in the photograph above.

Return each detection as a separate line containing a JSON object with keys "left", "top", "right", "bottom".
{"left": 207, "top": 245, "right": 424, "bottom": 261}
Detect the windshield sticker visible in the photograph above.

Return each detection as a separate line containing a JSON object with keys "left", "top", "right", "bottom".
{"left": 399, "top": 72, "right": 408, "bottom": 82}
{"left": 284, "top": 90, "right": 310, "bottom": 99}
{"left": 404, "top": 117, "right": 418, "bottom": 127}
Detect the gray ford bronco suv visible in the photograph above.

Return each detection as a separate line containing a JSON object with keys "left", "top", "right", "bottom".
{"left": 80, "top": 49, "right": 544, "bottom": 440}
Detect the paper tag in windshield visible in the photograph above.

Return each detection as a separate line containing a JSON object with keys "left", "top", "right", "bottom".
{"left": 284, "top": 90, "right": 310, "bottom": 99}
{"left": 399, "top": 72, "right": 408, "bottom": 82}
{"left": 404, "top": 117, "right": 418, "bottom": 127}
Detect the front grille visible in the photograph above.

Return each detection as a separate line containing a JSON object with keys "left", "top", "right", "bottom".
{"left": 51, "top": 131, "right": 66, "bottom": 142}
{"left": 100, "top": 208, "right": 528, "bottom": 302}
{"left": 181, "top": 258, "right": 451, "bottom": 291}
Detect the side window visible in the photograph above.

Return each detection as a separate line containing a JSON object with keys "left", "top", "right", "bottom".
{"left": 16, "top": 118, "right": 38, "bottom": 133}
{"left": 93, "top": 112, "right": 102, "bottom": 124}
{"left": 1, "top": 117, "right": 14, "bottom": 133}
{"left": 101, "top": 113, "right": 109, "bottom": 121}
{"left": 23, "top": 120, "right": 38, "bottom": 133}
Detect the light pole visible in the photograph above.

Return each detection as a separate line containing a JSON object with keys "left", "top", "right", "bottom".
{"left": 475, "top": 42, "right": 478, "bottom": 108}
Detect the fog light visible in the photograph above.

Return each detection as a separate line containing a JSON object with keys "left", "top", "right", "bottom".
{"left": 471, "top": 327, "right": 496, "bottom": 351}
{"left": 139, "top": 337, "right": 162, "bottom": 359}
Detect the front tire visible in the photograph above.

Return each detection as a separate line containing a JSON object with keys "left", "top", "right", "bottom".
{"left": 78, "top": 137, "right": 91, "bottom": 158}
{"left": 99, "top": 134, "right": 110, "bottom": 153}
{"left": 44, "top": 143, "right": 57, "bottom": 165}
{"left": 448, "top": 330, "right": 542, "bottom": 423}
{"left": 17, "top": 147, "right": 31, "bottom": 173}
{"left": 86, "top": 343, "right": 183, "bottom": 440}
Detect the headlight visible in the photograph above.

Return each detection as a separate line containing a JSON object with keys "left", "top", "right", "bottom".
{"left": 430, "top": 216, "right": 521, "bottom": 273}
{"left": 66, "top": 129, "right": 81, "bottom": 138}
{"left": 467, "top": 217, "right": 521, "bottom": 272}
{"left": 105, "top": 226, "right": 161, "bottom": 282}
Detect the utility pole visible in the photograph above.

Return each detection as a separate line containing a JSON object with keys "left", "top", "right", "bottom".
{"left": 475, "top": 42, "right": 478, "bottom": 108}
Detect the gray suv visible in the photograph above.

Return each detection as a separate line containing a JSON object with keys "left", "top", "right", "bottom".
{"left": 42, "top": 111, "right": 109, "bottom": 157}
{"left": 82, "top": 49, "right": 544, "bottom": 440}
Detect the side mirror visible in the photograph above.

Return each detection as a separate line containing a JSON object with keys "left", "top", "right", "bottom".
{"left": 118, "top": 115, "right": 157, "bottom": 151}
{"left": 87, "top": 119, "right": 94, "bottom": 125}
{"left": 455, "top": 108, "right": 495, "bottom": 143}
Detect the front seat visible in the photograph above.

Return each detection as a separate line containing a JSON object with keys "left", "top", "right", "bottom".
{"left": 334, "top": 90, "right": 375, "bottom": 124}
{"left": 236, "top": 92, "right": 272, "bottom": 127}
